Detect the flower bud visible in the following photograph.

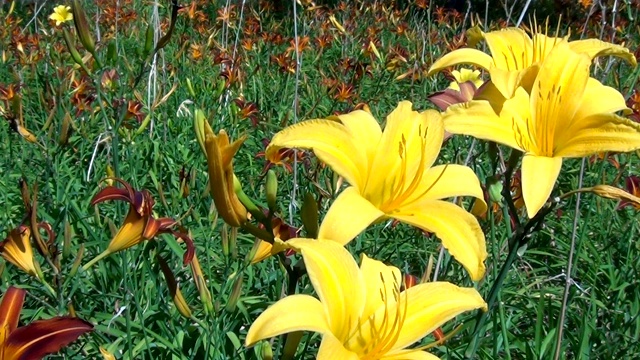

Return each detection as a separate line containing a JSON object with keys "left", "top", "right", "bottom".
{"left": 301, "top": 192, "right": 319, "bottom": 238}
{"left": 265, "top": 170, "right": 277, "bottom": 211}
{"left": 71, "top": 0, "right": 95, "bottom": 54}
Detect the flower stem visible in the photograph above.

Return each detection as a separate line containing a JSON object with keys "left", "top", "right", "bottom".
{"left": 82, "top": 250, "right": 111, "bottom": 271}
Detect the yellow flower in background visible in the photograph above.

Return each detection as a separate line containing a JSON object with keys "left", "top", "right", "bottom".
{"left": 246, "top": 239, "right": 487, "bottom": 359}
{"left": 428, "top": 26, "right": 636, "bottom": 99}
{"left": 0, "top": 226, "right": 38, "bottom": 277}
{"left": 49, "top": 5, "right": 73, "bottom": 26}
{"left": 448, "top": 68, "right": 483, "bottom": 91}
{"left": 266, "top": 101, "right": 487, "bottom": 280}
{"left": 443, "top": 42, "right": 640, "bottom": 218}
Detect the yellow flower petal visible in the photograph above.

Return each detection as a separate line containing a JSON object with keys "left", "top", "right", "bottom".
{"left": 427, "top": 48, "right": 494, "bottom": 76}
{"left": 483, "top": 28, "right": 533, "bottom": 70}
{"left": 359, "top": 254, "right": 401, "bottom": 321}
{"left": 569, "top": 38, "right": 637, "bottom": 66}
{"left": 318, "top": 332, "right": 360, "bottom": 360}
{"left": 410, "top": 164, "right": 487, "bottom": 214}
{"left": 368, "top": 103, "right": 441, "bottom": 192}
{"left": 393, "top": 200, "right": 487, "bottom": 281}
{"left": 287, "top": 238, "right": 366, "bottom": 340}
{"left": 388, "top": 282, "right": 487, "bottom": 351}
{"left": 521, "top": 154, "right": 563, "bottom": 218}
{"left": 245, "top": 294, "right": 330, "bottom": 346}
{"left": 0, "top": 227, "right": 38, "bottom": 277}
{"left": 443, "top": 100, "right": 523, "bottom": 151}
{"left": 556, "top": 113, "right": 640, "bottom": 157}
{"left": 318, "top": 187, "right": 384, "bottom": 245}
{"left": 266, "top": 119, "right": 368, "bottom": 189}
{"left": 107, "top": 208, "right": 146, "bottom": 253}
{"left": 336, "top": 110, "right": 383, "bottom": 164}
{"left": 530, "top": 43, "right": 591, "bottom": 152}
{"left": 571, "top": 78, "right": 629, "bottom": 126}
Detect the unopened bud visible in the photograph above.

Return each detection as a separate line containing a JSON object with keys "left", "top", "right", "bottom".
{"left": 225, "top": 272, "right": 243, "bottom": 313}
{"left": 265, "top": 170, "right": 277, "bottom": 211}
{"left": 71, "top": 0, "right": 95, "bottom": 54}
{"left": 186, "top": 78, "right": 196, "bottom": 98}
{"left": 301, "top": 192, "right": 319, "bottom": 238}
{"left": 259, "top": 341, "right": 273, "bottom": 360}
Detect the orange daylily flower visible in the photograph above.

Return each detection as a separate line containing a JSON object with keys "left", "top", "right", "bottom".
{"left": 83, "top": 179, "right": 195, "bottom": 270}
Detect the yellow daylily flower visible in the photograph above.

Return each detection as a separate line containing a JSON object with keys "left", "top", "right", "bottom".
{"left": 0, "top": 226, "right": 39, "bottom": 278}
{"left": 443, "top": 42, "right": 640, "bottom": 218}
{"left": 266, "top": 101, "right": 487, "bottom": 280}
{"left": 428, "top": 26, "right": 636, "bottom": 99}
{"left": 49, "top": 5, "right": 73, "bottom": 26}
{"left": 448, "top": 68, "right": 483, "bottom": 91}
{"left": 246, "top": 239, "right": 487, "bottom": 359}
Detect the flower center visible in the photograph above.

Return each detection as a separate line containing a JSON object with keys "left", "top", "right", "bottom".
{"left": 379, "top": 129, "right": 428, "bottom": 213}
{"left": 352, "top": 273, "right": 408, "bottom": 359}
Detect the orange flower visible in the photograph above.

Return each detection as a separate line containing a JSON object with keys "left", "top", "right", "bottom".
{"left": 83, "top": 179, "right": 195, "bottom": 270}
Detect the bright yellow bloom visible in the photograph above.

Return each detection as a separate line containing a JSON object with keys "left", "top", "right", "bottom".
{"left": 246, "top": 239, "right": 487, "bottom": 359}
{"left": 266, "top": 101, "right": 487, "bottom": 280}
{"left": 0, "top": 226, "right": 38, "bottom": 277}
{"left": 443, "top": 42, "right": 640, "bottom": 218}
{"left": 49, "top": 5, "right": 73, "bottom": 26}
{"left": 448, "top": 68, "right": 483, "bottom": 91}
{"left": 428, "top": 26, "right": 636, "bottom": 99}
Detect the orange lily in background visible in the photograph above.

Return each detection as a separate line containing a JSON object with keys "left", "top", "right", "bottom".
{"left": 83, "top": 179, "right": 195, "bottom": 270}
{"left": 0, "top": 286, "right": 93, "bottom": 360}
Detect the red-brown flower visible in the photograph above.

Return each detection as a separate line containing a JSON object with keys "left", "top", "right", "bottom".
{"left": 83, "top": 179, "right": 195, "bottom": 270}
{"left": 0, "top": 286, "right": 93, "bottom": 360}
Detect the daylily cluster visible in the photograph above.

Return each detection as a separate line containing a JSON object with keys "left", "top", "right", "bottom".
{"left": 429, "top": 26, "right": 640, "bottom": 217}
{"left": 239, "top": 24, "right": 640, "bottom": 359}
{"left": 196, "top": 99, "right": 489, "bottom": 356}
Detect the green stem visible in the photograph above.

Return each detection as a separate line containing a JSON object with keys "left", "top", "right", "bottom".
{"left": 82, "top": 250, "right": 111, "bottom": 271}
{"left": 39, "top": 277, "right": 57, "bottom": 297}
{"left": 466, "top": 202, "right": 556, "bottom": 357}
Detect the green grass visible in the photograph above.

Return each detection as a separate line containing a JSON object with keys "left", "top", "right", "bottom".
{"left": 1, "top": 0, "right": 640, "bottom": 358}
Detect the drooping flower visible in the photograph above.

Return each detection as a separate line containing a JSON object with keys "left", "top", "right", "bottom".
{"left": 83, "top": 179, "right": 195, "bottom": 270}
{"left": 49, "top": 5, "right": 73, "bottom": 26}
{"left": 443, "top": 42, "right": 640, "bottom": 218}
{"left": 246, "top": 239, "right": 487, "bottom": 359}
{"left": 0, "top": 226, "right": 38, "bottom": 278}
{"left": 428, "top": 26, "right": 636, "bottom": 99}
{"left": 266, "top": 101, "right": 487, "bottom": 280}
{"left": 0, "top": 286, "right": 93, "bottom": 360}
